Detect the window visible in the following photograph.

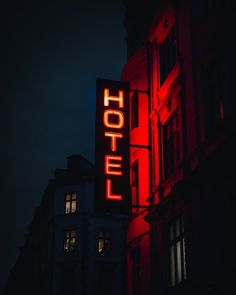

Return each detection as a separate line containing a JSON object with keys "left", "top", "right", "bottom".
{"left": 96, "top": 262, "right": 114, "bottom": 295}
{"left": 204, "top": 0, "right": 222, "bottom": 13}
{"left": 163, "top": 110, "right": 181, "bottom": 178}
{"left": 169, "top": 216, "right": 186, "bottom": 286}
{"left": 131, "top": 247, "right": 141, "bottom": 295}
{"left": 131, "top": 160, "right": 139, "bottom": 209}
{"left": 98, "top": 230, "right": 111, "bottom": 254}
{"left": 159, "top": 27, "right": 177, "bottom": 85}
{"left": 65, "top": 192, "right": 77, "bottom": 214}
{"left": 202, "top": 59, "right": 227, "bottom": 136}
{"left": 61, "top": 265, "right": 75, "bottom": 294}
{"left": 195, "top": 0, "right": 223, "bottom": 22}
{"left": 131, "top": 92, "right": 139, "bottom": 129}
{"left": 64, "top": 230, "right": 76, "bottom": 253}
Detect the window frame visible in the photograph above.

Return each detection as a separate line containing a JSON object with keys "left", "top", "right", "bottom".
{"left": 98, "top": 229, "right": 112, "bottom": 255}
{"left": 202, "top": 58, "right": 226, "bottom": 137}
{"left": 159, "top": 26, "right": 177, "bottom": 86}
{"left": 168, "top": 216, "right": 186, "bottom": 287}
{"left": 63, "top": 229, "right": 77, "bottom": 253}
{"left": 131, "top": 160, "right": 139, "bottom": 210}
{"left": 131, "top": 246, "right": 141, "bottom": 295}
{"left": 65, "top": 192, "right": 77, "bottom": 214}
{"left": 131, "top": 91, "right": 139, "bottom": 130}
{"left": 163, "top": 109, "right": 181, "bottom": 179}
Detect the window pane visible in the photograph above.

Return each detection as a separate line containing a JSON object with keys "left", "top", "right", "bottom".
{"left": 65, "top": 202, "right": 71, "bottom": 214}
{"left": 160, "top": 27, "right": 176, "bottom": 85}
{"left": 71, "top": 231, "right": 76, "bottom": 238}
{"left": 98, "top": 239, "right": 104, "bottom": 253}
{"left": 71, "top": 237, "right": 76, "bottom": 246}
{"left": 72, "top": 193, "right": 77, "bottom": 200}
{"left": 131, "top": 92, "right": 138, "bottom": 129}
{"left": 64, "top": 239, "right": 69, "bottom": 252}
{"left": 66, "top": 193, "right": 71, "bottom": 201}
{"left": 177, "top": 241, "right": 182, "bottom": 283}
{"left": 170, "top": 223, "right": 174, "bottom": 241}
{"left": 163, "top": 111, "right": 180, "bottom": 178}
{"left": 71, "top": 200, "right": 76, "bottom": 213}
{"left": 99, "top": 231, "right": 105, "bottom": 238}
{"left": 98, "top": 230, "right": 111, "bottom": 254}
{"left": 176, "top": 218, "right": 180, "bottom": 237}
{"left": 170, "top": 245, "right": 175, "bottom": 286}
{"left": 182, "top": 238, "right": 187, "bottom": 280}
{"left": 131, "top": 161, "right": 139, "bottom": 208}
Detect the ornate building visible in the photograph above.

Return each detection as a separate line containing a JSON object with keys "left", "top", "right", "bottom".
{"left": 122, "top": 0, "right": 236, "bottom": 294}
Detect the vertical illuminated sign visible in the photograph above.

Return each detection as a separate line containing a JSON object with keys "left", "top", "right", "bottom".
{"left": 95, "top": 79, "right": 130, "bottom": 214}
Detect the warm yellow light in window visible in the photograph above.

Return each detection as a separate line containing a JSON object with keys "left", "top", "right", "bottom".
{"left": 64, "top": 239, "right": 69, "bottom": 252}
{"left": 65, "top": 202, "right": 71, "bottom": 214}
{"left": 65, "top": 193, "right": 77, "bottom": 214}
{"left": 71, "top": 200, "right": 76, "bottom": 213}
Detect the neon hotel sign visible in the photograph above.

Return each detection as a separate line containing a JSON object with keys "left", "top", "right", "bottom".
{"left": 95, "top": 79, "right": 130, "bottom": 214}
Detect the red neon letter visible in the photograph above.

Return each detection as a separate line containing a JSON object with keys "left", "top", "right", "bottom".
{"left": 105, "top": 155, "right": 122, "bottom": 176}
{"left": 104, "top": 88, "right": 124, "bottom": 108}
{"left": 106, "top": 179, "right": 122, "bottom": 200}
{"left": 104, "top": 109, "right": 124, "bottom": 129}
{"left": 105, "top": 132, "right": 123, "bottom": 151}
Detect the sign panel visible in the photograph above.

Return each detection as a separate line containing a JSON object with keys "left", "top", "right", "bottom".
{"left": 95, "top": 79, "right": 130, "bottom": 214}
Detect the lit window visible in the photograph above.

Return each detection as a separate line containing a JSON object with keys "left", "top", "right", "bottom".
{"left": 65, "top": 192, "right": 77, "bottom": 214}
{"left": 131, "top": 160, "right": 139, "bottom": 210}
{"left": 98, "top": 230, "right": 111, "bottom": 254}
{"left": 169, "top": 216, "right": 186, "bottom": 286}
{"left": 163, "top": 110, "right": 181, "bottom": 178}
{"left": 64, "top": 230, "right": 76, "bottom": 253}
{"left": 131, "top": 92, "right": 139, "bottom": 130}
{"left": 159, "top": 26, "right": 177, "bottom": 85}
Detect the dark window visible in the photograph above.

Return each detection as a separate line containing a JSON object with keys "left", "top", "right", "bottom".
{"left": 195, "top": 0, "right": 223, "bottom": 22}
{"left": 202, "top": 59, "right": 226, "bottom": 136}
{"left": 131, "top": 92, "right": 139, "bottom": 129}
{"left": 159, "top": 27, "right": 177, "bottom": 85}
{"left": 65, "top": 192, "right": 77, "bottom": 214}
{"left": 163, "top": 111, "right": 181, "bottom": 178}
{"left": 131, "top": 160, "right": 139, "bottom": 209}
{"left": 204, "top": 0, "right": 222, "bottom": 13}
{"left": 98, "top": 230, "right": 111, "bottom": 254}
{"left": 64, "top": 230, "right": 76, "bottom": 253}
{"left": 131, "top": 247, "right": 141, "bottom": 295}
{"left": 61, "top": 266, "right": 75, "bottom": 294}
{"left": 96, "top": 262, "right": 114, "bottom": 295}
{"left": 169, "top": 216, "right": 186, "bottom": 286}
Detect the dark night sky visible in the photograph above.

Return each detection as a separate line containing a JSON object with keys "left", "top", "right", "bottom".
{"left": 0, "top": 0, "right": 126, "bottom": 293}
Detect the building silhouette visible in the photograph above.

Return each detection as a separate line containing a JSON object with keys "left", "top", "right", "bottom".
{"left": 5, "top": 155, "right": 127, "bottom": 295}
{"left": 122, "top": 0, "right": 236, "bottom": 294}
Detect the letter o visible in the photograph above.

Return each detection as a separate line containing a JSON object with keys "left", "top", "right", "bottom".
{"left": 104, "top": 109, "right": 124, "bottom": 129}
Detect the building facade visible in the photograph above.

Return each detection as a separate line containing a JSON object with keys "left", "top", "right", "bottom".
{"left": 5, "top": 155, "right": 127, "bottom": 295}
{"left": 122, "top": 0, "right": 236, "bottom": 294}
